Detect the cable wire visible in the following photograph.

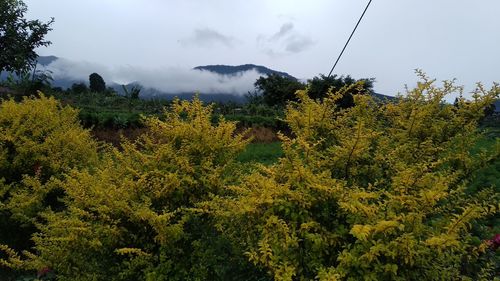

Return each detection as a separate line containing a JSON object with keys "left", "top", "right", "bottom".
{"left": 327, "top": 0, "right": 373, "bottom": 77}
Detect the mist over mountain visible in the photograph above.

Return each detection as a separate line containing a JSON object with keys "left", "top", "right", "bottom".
{"left": 26, "top": 56, "right": 297, "bottom": 102}
{"left": 1, "top": 56, "right": 398, "bottom": 103}
{"left": 194, "top": 64, "right": 295, "bottom": 80}
{"left": 36, "top": 56, "right": 58, "bottom": 66}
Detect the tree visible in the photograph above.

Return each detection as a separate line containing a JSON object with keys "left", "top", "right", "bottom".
{"left": 307, "top": 74, "right": 374, "bottom": 109}
{"left": 254, "top": 74, "right": 306, "bottom": 107}
{"left": 70, "top": 82, "right": 88, "bottom": 94}
{"left": 254, "top": 73, "right": 374, "bottom": 109}
{"left": 89, "top": 73, "right": 106, "bottom": 92}
{"left": 0, "top": 0, "right": 54, "bottom": 74}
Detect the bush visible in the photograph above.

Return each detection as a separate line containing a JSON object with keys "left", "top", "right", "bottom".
{"left": 1, "top": 75, "right": 498, "bottom": 280}
{"left": 211, "top": 73, "right": 500, "bottom": 280}
{"left": 27, "top": 98, "right": 265, "bottom": 280}
{"left": 0, "top": 95, "right": 99, "bottom": 274}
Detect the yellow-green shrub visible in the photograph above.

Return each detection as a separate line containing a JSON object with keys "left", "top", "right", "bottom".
{"left": 0, "top": 95, "right": 99, "bottom": 182}
{"left": 1, "top": 75, "right": 498, "bottom": 280}
{"left": 29, "top": 98, "right": 263, "bottom": 280}
{"left": 0, "top": 94, "right": 100, "bottom": 276}
{"left": 212, "top": 73, "right": 499, "bottom": 280}
{"left": 0, "top": 94, "right": 99, "bottom": 232}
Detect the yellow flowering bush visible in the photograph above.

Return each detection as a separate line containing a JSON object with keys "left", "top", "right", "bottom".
{"left": 212, "top": 73, "right": 499, "bottom": 280}
{"left": 1, "top": 74, "right": 498, "bottom": 280}
{"left": 0, "top": 94, "right": 100, "bottom": 274}
{"left": 28, "top": 98, "right": 260, "bottom": 280}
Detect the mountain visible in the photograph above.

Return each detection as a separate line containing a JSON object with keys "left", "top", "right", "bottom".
{"left": 113, "top": 64, "right": 297, "bottom": 102}
{"left": 36, "top": 55, "right": 58, "bottom": 66}
{"left": 194, "top": 64, "right": 296, "bottom": 80}
{"left": 371, "top": 92, "right": 396, "bottom": 101}
{"left": 0, "top": 55, "right": 83, "bottom": 89}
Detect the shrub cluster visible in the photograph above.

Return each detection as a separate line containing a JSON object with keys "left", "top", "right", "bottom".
{"left": 0, "top": 74, "right": 499, "bottom": 280}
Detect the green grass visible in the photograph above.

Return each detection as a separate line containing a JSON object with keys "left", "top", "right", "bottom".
{"left": 237, "top": 142, "right": 283, "bottom": 166}
{"left": 469, "top": 129, "right": 499, "bottom": 194}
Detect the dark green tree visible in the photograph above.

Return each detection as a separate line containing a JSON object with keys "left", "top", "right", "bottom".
{"left": 0, "top": 0, "right": 54, "bottom": 74}
{"left": 483, "top": 101, "right": 496, "bottom": 117}
{"left": 307, "top": 74, "right": 374, "bottom": 109}
{"left": 254, "top": 74, "right": 305, "bottom": 107}
{"left": 71, "top": 82, "right": 88, "bottom": 94}
{"left": 89, "top": 72, "right": 106, "bottom": 92}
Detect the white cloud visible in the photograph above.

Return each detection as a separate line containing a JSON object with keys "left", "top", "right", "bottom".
{"left": 42, "top": 58, "right": 261, "bottom": 95}
{"left": 44, "top": 58, "right": 112, "bottom": 82}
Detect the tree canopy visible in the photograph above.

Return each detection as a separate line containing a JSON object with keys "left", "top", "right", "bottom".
{"left": 254, "top": 74, "right": 306, "bottom": 107}
{"left": 0, "top": 0, "right": 54, "bottom": 74}
{"left": 254, "top": 73, "right": 374, "bottom": 108}
{"left": 89, "top": 73, "right": 106, "bottom": 92}
{"left": 307, "top": 74, "right": 374, "bottom": 108}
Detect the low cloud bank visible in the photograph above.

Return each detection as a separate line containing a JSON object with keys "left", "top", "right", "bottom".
{"left": 42, "top": 58, "right": 262, "bottom": 95}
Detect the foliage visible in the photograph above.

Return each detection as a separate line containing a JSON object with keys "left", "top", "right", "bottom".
{"left": 24, "top": 98, "right": 267, "bottom": 280}
{"left": 237, "top": 142, "right": 284, "bottom": 166}
{"left": 52, "top": 87, "right": 284, "bottom": 130}
{"left": 89, "top": 73, "right": 106, "bottom": 93}
{"left": 2, "top": 68, "right": 53, "bottom": 97}
{"left": 253, "top": 73, "right": 374, "bottom": 110}
{"left": 0, "top": 95, "right": 100, "bottom": 277}
{"left": 0, "top": 74, "right": 498, "bottom": 280}
{"left": 70, "top": 83, "right": 88, "bottom": 94}
{"left": 0, "top": 94, "right": 99, "bottom": 186}
{"left": 307, "top": 74, "right": 374, "bottom": 109}
{"left": 121, "top": 85, "right": 141, "bottom": 100}
{"left": 0, "top": 0, "right": 54, "bottom": 74}
{"left": 51, "top": 90, "right": 168, "bottom": 129}
{"left": 254, "top": 74, "right": 306, "bottom": 107}
{"left": 211, "top": 72, "right": 500, "bottom": 280}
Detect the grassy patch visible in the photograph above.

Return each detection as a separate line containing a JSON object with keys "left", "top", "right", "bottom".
{"left": 469, "top": 128, "right": 499, "bottom": 194}
{"left": 237, "top": 142, "right": 283, "bottom": 166}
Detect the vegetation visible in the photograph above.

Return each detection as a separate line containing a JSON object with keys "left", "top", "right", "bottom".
{"left": 254, "top": 73, "right": 374, "bottom": 108}
{"left": 0, "top": 75, "right": 498, "bottom": 280}
{"left": 88, "top": 73, "right": 106, "bottom": 93}
{"left": 307, "top": 74, "right": 374, "bottom": 108}
{"left": 1, "top": 1, "right": 498, "bottom": 279}
{"left": 0, "top": 95, "right": 100, "bottom": 279}
{"left": 0, "top": 0, "right": 54, "bottom": 74}
{"left": 213, "top": 75, "right": 499, "bottom": 280}
{"left": 49, "top": 90, "right": 169, "bottom": 129}
{"left": 254, "top": 74, "right": 306, "bottom": 107}
{"left": 237, "top": 142, "right": 284, "bottom": 166}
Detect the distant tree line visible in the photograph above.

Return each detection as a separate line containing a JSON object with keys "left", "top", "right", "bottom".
{"left": 251, "top": 73, "right": 374, "bottom": 108}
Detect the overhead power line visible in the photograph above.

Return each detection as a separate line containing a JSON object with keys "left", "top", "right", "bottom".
{"left": 327, "top": 0, "right": 373, "bottom": 78}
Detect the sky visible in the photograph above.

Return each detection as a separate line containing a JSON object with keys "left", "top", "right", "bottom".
{"left": 24, "top": 0, "right": 500, "bottom": 98}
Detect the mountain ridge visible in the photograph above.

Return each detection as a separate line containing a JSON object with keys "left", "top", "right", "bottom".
{"left": 194, "top": 64, "right": 296, "bottom": 80}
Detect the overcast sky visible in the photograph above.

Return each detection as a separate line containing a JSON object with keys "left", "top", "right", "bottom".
{"left": 24, "top": 0, "right": 500, "bottom": 97}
